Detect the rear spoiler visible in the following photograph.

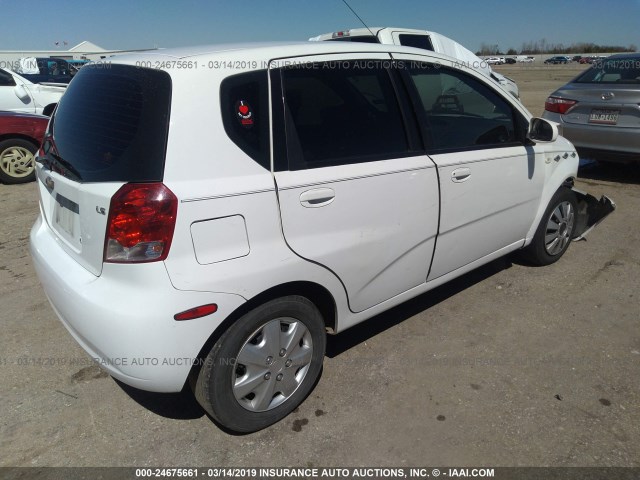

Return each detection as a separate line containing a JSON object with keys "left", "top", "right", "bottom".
{"left": 572, "top": 188, "right": 616, "bottom": 241}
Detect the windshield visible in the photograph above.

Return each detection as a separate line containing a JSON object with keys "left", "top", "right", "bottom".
{"left": 575, "top": 57, "right": 640, "bottom": 84}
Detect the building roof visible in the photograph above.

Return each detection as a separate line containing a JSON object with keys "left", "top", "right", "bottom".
{"left": 68, "top": 41, "right": 105, "bottom": 52}
{"left": 0, "top": 41, "right": 106, "bottom": 54}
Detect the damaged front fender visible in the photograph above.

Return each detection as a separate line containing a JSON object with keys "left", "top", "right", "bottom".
{"left": 572, "top": 189, "right": 616, "bottom": 241}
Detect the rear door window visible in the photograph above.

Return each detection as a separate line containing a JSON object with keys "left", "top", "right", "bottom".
{"left": 281, "top": 61, "right": 412, "bottom": 169}
{"left": 220, "top": 70, "right": 270, "bottom": 170}
{"left": 50, "top": 64, "right": 172, "bottom": 182}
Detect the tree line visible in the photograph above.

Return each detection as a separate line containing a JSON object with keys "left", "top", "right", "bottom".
{"left": 476, "top": 40, "right": 637, "bottom": 56}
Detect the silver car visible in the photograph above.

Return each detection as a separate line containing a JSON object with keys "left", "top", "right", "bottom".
{"left": 542, "top": 53, "right": 640, "bottom": 162}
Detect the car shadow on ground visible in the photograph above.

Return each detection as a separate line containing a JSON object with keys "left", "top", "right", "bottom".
{"left": 114, "top": 380, "right": 206, "bottom": 420}
{"left": 578, "top": 159, "right": 640, "bottom": 184}
{"left": 326, "top": 256, "right": 513, "bottom": 358}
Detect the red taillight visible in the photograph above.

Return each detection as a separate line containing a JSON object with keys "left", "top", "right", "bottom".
{"left": 39, "top": 134, "right": 54, "bottom": 158}
{"left": 174, "top": 304, "right": 218, "bottom": 321}
{"left": 104, "top": 183, "right": 178, "bottom": 263}
{"left": 545, "top": 96, "right": 577, "bottom": 114}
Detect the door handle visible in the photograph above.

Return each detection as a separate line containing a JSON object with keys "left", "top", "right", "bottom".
{"left": 451, "top": 167, "right": 471, "bottom": 183}
{"left": 299, "top": 188, "right": 335, "bottom": 208}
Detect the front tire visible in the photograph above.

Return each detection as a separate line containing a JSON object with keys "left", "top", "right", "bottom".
{"left": 194, "top": 296, "right": 326, "bottom": 433}
{"left": 0, "top": 138, "right": 38, "bottom": 184}
{"left": 521, "top": 187, "right": 577, "bottom": 266}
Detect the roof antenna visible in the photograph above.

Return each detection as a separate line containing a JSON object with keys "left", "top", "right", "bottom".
{"left": 340, "top": 0, "right": 379, "bottom": 42}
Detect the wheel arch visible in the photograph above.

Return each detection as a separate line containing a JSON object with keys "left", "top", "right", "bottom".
{"left": 0, "top": 134, "right": 40, "bottom": 148}
{"left": 524, "top": 168, "right": 578, "bottom": 245}
{"left": 239, "top": 281, "right": 337, "bottom": 333}
{"left": 186, "top": 280, "right": 337, "bottom": 390}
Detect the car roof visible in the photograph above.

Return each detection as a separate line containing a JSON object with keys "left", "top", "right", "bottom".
{"left": 106, "top": 41, "right": 456, "bottom": 65}
{"left": 604, "top": 52, "right": 640, "bottom": 60}
{"left": 101, "top": 41, "right": 537, "bottom": 118}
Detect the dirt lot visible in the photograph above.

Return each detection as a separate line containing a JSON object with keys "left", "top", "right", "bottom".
{"left": 494, "top": 62, "right": 589, "bottom": 116}
{"left": 1, "top": 64, "right": 639, "bottom": 468}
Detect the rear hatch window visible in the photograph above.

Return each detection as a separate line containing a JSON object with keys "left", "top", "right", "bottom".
{"left": 49, "top": 64, "right": 172, "bottom": 182}
{"left": 575, "top": 57, "right": 640, "bottom": 84}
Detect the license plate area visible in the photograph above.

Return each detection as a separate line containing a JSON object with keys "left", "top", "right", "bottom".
{"left": 54, "top": 193, "right": 80, "bottom": 245}
{"left": 588, "top": 109, "right": 620, "bottom": 125}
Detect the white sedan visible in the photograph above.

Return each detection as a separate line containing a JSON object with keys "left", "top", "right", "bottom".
{"left": 0, "top": 67, "right": 66, "bottom": 116}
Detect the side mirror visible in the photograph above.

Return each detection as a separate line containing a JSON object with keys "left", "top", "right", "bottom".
{"left": 527, "top": 117, "right": 558, "bottom": 143}
{"left": 14, "top": 84, "right": 31, "bottom": 102}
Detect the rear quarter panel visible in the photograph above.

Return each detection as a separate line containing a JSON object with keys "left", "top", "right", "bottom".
{"left": 160, "top": 62, "right": 350, "bottom": 323}
{"left": 0, "top": 115, "right": 48, "bottom": 144}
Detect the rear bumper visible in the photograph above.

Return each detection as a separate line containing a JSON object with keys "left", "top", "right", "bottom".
{"left": 544, "top": 113, "right": 640, "bottom": 159}
{"left": 576, "top": 147, "right": 639, "bottom": 163}
{"left": 30, "top": 215, "right": 246, "bottom": 392}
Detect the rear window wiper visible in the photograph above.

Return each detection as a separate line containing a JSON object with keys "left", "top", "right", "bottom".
{"left": 37, "top": 152, "right": 82, "bottom": 182}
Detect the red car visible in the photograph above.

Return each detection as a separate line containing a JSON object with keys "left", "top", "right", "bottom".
{"left": 0, "top": 111, "right": 48, "bottom": 184}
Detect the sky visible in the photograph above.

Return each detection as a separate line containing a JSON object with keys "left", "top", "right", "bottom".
{"left": 0, "top": 0, "right": 637, "bottom": 53}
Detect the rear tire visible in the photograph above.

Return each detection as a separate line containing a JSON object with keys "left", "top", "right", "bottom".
{"left": 0, "top": 138, "right": 38, "bottom": 184}
{"left": 521, "top": 187, "right": 577, "bottom": 266}
{"left": 194, "top": 296, "right": 326, "bottom": 433}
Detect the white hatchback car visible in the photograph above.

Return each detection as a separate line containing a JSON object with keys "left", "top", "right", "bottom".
{"left": 30, "top": 42, "right": 613, "bottom": 432}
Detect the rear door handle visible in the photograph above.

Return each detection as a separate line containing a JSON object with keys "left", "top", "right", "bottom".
{"left": 299, "top": 188, "right": 335, "bottom": 208}
{"left": 451, "top": 167, "right": 471, "bottom": 182}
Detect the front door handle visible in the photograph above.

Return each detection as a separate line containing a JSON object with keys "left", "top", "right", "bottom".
{"left": 451, "top": 167, "right": 471, "bottom": 183}
{"left": 299, "top": 188, "right": 335, "bottom": 208}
